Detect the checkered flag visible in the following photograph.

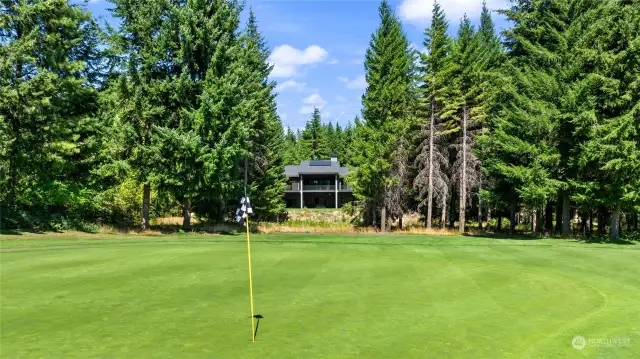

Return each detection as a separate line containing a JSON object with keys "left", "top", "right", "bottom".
{"left": 236, "top": 196, "right": 253, "bottom": 225}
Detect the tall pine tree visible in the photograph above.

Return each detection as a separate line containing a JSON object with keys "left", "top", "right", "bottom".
{"left": 301, "top": 107, "right": 330, "bottom": 160}
{"left": 243, "top": 9, "right": 287, "bottom": 221}
{"left": 351, "top": 0, "right": 413, "bottom": 227}
{"left": 414, "top": 1, "right": 451, "bottom": 228}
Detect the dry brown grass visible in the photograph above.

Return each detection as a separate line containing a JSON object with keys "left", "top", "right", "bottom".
{"left": 151, "top": 217, "right": 201, "bottom": 225}
{"left": 257, "top": 222, "right": 458, "bottom": 235}
{"left": 59, "top": 212, "right": 460, "bottom": 236}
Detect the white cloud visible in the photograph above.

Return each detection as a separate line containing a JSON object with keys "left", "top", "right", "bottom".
{"left": 351, "top": 58, "right": 363, "bottom": 65}
{"left": 304, "top": 94, "right": 327, "bottom": 106}
{"left": 276, "top": 80, "right": 307, "bottom": 92}
{"left": 328, "top": 58, "right": 340, "bottom": 65}
{"left": 410, "top": 42, "right": 429, "bottom": 55}
{"left": 269, "top": 44, "right": 329, "bottom": 78}
{"left": 335, "top": 95, "right": 347, "bottom": 102}
{"left": 299, "top": 93, "right": 327, "bottom": 114}
{"left": 398, "top": 0, "right": 509, "bottom": 26}
{"left": 339, "top": 75, "right": 367, "bottom": 90}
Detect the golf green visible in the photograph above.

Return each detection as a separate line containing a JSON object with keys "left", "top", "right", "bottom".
{"left": 1, "top": 234, "right": 639, "bottom": 358}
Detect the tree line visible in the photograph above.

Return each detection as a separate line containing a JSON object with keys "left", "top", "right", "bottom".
{"left": 350, "top": 0, "right": 639, "bottom": 240}
{"left": 1, "top": 0, "right": 638, "bottom": 240}
{"left": 282, "top": 107, "right": 356, "bottom": 166}
{"left": 1, "top": 0, "right": 286, "bottom": 229}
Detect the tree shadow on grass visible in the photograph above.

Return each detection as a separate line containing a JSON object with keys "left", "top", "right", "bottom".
{"left": 463, "top": 232, "right": 544, "bottom": 241}
{"left": 0, "top": 228, "right": 57, "bottom": 235}
{"left": 105, "top": 222, "right": 249, "bottom": 236}
{"left": 575, "top": 236, "right": 638, "bottom": 246}
{"left": 464, "top": 231, "right": 638, "bottom": 245}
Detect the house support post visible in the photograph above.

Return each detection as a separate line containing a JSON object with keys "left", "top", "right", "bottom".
{"left": 335, "top": 174, "right": 338, "bottom": 208}
{"left": 300, "top": 174, "right": 304, "bottom": 209}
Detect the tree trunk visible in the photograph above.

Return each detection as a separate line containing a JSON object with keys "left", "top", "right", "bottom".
{"left": 459, "top": 105, "right": 468, "bottom": 233}
{"left": 398, "top": 215, "right": 403, "bottom": 231}
{"left": 141, "top": 183, "right": 151, "bottom": 230}
{"left": 441, "top": 192, "right": 447, "bottom": 230}
{"left": 580, "top": 210, "right": 587, "bottom": 235}
{"left": 555, "top": 191, "right": 563, "bottom": 234}
{"left": 477, "top": 185, "right": 483, "bottom": 231}
{"left": 561, "top": 190, "right": 571, "bottom": 236}
{"left": 532, "top": 209, "right": 537, "bottom": 233}
{"left": 509, "top": 201, "right": 517, "bottom": 232}
{"left": 381, "top": 207, "right": 387, "bottom": 232}
{"left": 486, "top": 208, "right": 492, "bottom": 232}
{"left": 372, "top": 201, "right": 377, "bottom": 228}
{"left": 545, "top": 200, "right": 553, "bottom": 234}
{"left": 598, "top": 206, "right": 606, "bottom": 236}
{"left": 610, "top": 204, "right": 621, "bottom": 241}
{"left": 534, "top": 208, "right": 543, "bottom": 235}
{"left": 426, "top": 101, "right": 435, "bottom": 229}
{"left": 449, "top": 187, "right": 455, "bottom": 229}
{"left": 497, "top": 214, "right": 502, "bottom": 232}
{"left": 182, "top": 198, "right": 191, "bottom": 230}
{"left": 589, "top": 211, "right": 594, "bottom": 235}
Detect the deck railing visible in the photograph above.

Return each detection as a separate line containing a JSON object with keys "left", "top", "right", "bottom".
{"left": 286, "top": 183, "right": 352, "bottom": 191}
{"left": 303, "top": 185, "right": 335, "bottom": 191}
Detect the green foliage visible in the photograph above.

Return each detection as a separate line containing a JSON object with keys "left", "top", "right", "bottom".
{"left": 282, "top": 112, "right": 355, "bottom": 166}
{"left": 0, "top": 0, "right": 103, "bottom": 228}
{"left": 242, "top": 9, "right": 287, "bottom": 220}
{"left": 1, "top": 0, "right": 637, "bottom": 238}
{"left": 479, "top": 0, "right": 569, "bottom": 209}
{"left": 351, "top": 0, "right": 413, "bottom": 223}
{"left": 572, "top": 0, "right": 640, "bottom": 211}
{"left": 301, "top": 107, "right": 331, "bottom": 160}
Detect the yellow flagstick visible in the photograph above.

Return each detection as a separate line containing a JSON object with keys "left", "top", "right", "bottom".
{"left": 246, "top": 214, "right": 256, "bottom": 342}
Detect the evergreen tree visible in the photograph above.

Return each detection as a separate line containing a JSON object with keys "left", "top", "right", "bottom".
{"left": 325, "top": 122, "right": 335, "bottom": 152}
{"left": 0, "top": 0, "right": 102, "bottom": 227}
{"left": 282, "top": 127, "right": 302, "bottom": 165}
{"left": 571, "top": 0, "right": 640, "bottom": 240}
{"left": 479, "top": 0, "right": 569, "bottom": 233}
{"left": 474, "top": 0, "right": 502, "bottom": 230}
{"left": 448, "top": 16, "right": 484, "bottom": 232}
{"left": 102, "top": 0, "right": 176, "bottom": 229}
{"left": 478, "top": 0, "right": 502, "bottom": 67}
{"left": 414, "top": 1, "right": 451, "bottom": 228}
{"left": 351, "top": 0, "right": 413, "bottom": 227}
{"left": 242, "top": 9, "right": 287, "bottom": 221}
{"left": 301, "top": 107, "right": 330, "bottom": 160}
{"left": 333, "top": 122, "right": 344, "bottom": 160}
{"left": 188, "top": 0, "right": 255, "bottom": 222}
{"left": 342, "top": 122, "right": 356, "bottom": 167}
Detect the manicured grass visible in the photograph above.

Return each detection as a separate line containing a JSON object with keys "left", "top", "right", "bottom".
{"left": 1, "top": 233, "right": 639, "bottom": 358}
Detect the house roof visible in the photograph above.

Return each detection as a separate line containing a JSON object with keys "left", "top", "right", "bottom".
{"left": 284, "top": 159, "right": 350, "bottom": 177}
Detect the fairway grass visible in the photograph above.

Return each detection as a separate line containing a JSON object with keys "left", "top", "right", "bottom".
{"left": 1, "top": 233, "right": 639, "bottom": 358}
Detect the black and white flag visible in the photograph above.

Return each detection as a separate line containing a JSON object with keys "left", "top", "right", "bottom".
{"left": 236, "top": 197, "right": 253, "bottom": 225}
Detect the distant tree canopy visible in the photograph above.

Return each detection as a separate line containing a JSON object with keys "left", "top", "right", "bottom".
{"left": 1, "top": 0, "right": 638, "bottom": 240}
{"left": 282, "top": 108, "right": 355, "bottom": 166}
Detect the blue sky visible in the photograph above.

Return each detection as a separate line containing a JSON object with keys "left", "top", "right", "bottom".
{"left": 85, "top": 0, "right": 512, "bottom": 132}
